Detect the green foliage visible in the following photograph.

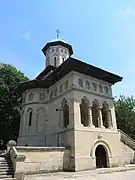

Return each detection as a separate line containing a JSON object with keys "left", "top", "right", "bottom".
{"left": 0, "top": 63, "right": 29, "bottom": 145}
{"left": 115, "top": 95, "right": 135, "bottom": 139}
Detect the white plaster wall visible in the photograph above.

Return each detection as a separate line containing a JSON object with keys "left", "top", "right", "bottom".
{"left": 18, "top": 72, "right": 74, "bottom": 147}
{"left": 45, "top": 45, "right": 70, "bottom": 67}
{"left": 74, "top": 129, "right": 122, "bottom": 170}
{"left": 70, "top": 72, "right": 120, "bottom": 170}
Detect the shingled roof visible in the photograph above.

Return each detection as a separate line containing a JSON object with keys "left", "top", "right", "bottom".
{"left": 42, "top": 40, "right": 73, "bottom": 56}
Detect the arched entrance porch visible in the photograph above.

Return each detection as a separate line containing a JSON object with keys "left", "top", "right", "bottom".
{"left": 95, "top": 145, "right": 107, "bottom": 168}
{"left": 90, "top": 140, "right": 111, "bottom": 168}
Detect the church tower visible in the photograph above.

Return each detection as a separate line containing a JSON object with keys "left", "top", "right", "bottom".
{"left": 42, "top": 39, "right": 73, "bottom": 68}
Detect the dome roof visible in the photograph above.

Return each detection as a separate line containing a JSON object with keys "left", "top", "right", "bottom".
{"left": 42, "top": 39, "right": 73, "bottom": 56}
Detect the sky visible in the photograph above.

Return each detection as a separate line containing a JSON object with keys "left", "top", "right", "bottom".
{"left": 0, "top": 0, "right": 135, "bottom": 97}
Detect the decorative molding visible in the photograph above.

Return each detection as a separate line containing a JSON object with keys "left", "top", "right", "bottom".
{"left": 77, "top": 76, "right": 111, "bottom": 97}
{"left": 97, "top": 133, "right": 103, "bottom": 139}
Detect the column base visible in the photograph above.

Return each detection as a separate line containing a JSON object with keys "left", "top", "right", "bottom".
{"left": 88, "top": 124, "right": 95, "bottom": 128}
{"left": 99, "top": 125, "right": 105, "bottom": 129}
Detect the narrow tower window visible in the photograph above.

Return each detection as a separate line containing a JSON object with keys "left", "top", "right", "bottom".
{"left": 54, "top": 57, "right": 57, "bottom": 66}
{"left": 28, "top": 110, "right": 32, "bottom": 126}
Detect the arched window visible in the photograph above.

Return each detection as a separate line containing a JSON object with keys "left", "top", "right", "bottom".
{"left": 104, "top": 86, "right": 109, "bottom": 95}
{"left": 61, "top": 99, "right": 69, "bottom": 128}
{"left": 99, "top": 84, "right": 103, "bottom": 93}
{"left": 27, "top": 109, "right": 33, "bottom": 126}
{"left": 80, "top": 96, "right": 89, "bottom": 126}
{"left": 62, "top": 57, "right": 65, "bottom": 62}
{"left": 92, "top": 100, "right": 99, "bottom": 127}
{"left": 36, "top": 108, "right": 45, "bottom": 133}
{"left": 92, "top": 83, "right": 97, "bottom": 92}
{"left": 28, "top": 93, "right": 33, "bottom": 101}
{"left": 54, "top": 57, "right": 57, "bottom": 66}
{"left": 85, "top": 80, "right": 90, "bottom": 89}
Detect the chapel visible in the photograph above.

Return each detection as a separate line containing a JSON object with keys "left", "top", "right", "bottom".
{"left": 17, "top": 37, "right": 135, "bottom": 170}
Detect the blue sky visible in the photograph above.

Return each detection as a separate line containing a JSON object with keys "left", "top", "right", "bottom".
{"left": 0, "top": 0, "right": 135, "bottom": 97}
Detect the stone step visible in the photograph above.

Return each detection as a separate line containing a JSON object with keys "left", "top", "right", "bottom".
{"left": 0, "top": 165, "right": 12, "bottom": 168}
{"left": 0, "top": 170, "right": 12, "bottom": 175}
{"left": 0, "top": 177, "right": 16, "bottom": 180}
{"left": 0, "top": 166, "right": 12, "bottom": 170}
{"left": 0, "top": 158, "right": 6, "bottom": 162}
{"left": 0, "top": 169, "right": 12, "bottom": 172}
{"left": 0, "top": 175, "right": 12, "bottom": 179}
{"left": 0, "top": 161, "right": 12, "bottom": 165}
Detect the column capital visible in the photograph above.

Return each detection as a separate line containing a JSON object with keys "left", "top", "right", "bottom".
{"left": 97, "top": 104, "right": 102, "bottom": 110}
{"left": 88, "top": 103, "right": 93, "bottom": 108}
{"left": 69, "top": 98, "right": 78, "bottom": 104}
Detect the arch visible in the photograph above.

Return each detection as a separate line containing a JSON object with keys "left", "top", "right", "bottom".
{"left": 61, "top": 98, "right": 69, "bottom": 128}
{"left": 90, "top": 140, "right": 112, "bottom": 159}
{"left": 26, "top": 108, "right": 33, "bottom": 127}
{"left": 92, "top": 100, "right": 99, "bottom": 127}
{"left": 95, "top": 145, "right": 107, "bottom": 168}
{"left": 28, "top": 93, "right": 34, "bottom": 101}
{"left": 62, "top": 55, "right": 66, "bottom": 62}
{"left": 54, "top": 56, "right": 57, "bottom": 66}
{"left": 80, "top": 96, "right": 90, "bottom": 126}
{"left": 36, "top": 108, "right": 46, "bottom": 133}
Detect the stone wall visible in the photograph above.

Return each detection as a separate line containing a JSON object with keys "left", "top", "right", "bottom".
{"left": 120, "top": 141, "right": 135, "bottom": 165}
{"left": 16, "top": 146, "right": 70, "bottom": 175}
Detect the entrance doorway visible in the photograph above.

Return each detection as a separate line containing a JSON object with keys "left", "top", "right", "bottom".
{"left": 95, "top": 145, "right": 108, "bottom": 168}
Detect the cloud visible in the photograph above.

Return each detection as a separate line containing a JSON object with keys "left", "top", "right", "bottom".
{"left": 20, "top": 32, "right": 30, "bottom": 41}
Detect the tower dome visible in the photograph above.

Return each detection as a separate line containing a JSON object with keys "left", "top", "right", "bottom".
{"left": 42, "top": 39, "right": 73, "bottom": 68}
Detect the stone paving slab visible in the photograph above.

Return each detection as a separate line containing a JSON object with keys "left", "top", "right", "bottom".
{"left": 24, "top": 167, "right": 135, "bottom": 180}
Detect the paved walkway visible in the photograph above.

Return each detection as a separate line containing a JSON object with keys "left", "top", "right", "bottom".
{"left": 24, "top": 166, "right": 135, "bottom": 180}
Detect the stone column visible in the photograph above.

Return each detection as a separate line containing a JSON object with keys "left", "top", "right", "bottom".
{"left": 68, "top": 99, "right": 74, "bottom": 128}
{"left": 98, "top": 106, "right": 105, "bottom": 128}
{"left": 19, "top": 115, "right": 23, "bottom": 137}
{"left": 88, "top": 105, "right": 95, "bottom": 127}
{"left": 69, "top": 98, "right": 83, "bottom": 128}
{"left": 106, "top": 109, "right": 112, "bottom": 129}
{"left": 32, "top": 111, "right": 37, "bottom": 134}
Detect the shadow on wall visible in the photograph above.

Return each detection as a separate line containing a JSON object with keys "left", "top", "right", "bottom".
{"left": 63, "top": 149, "right": 74, "bottom": 172}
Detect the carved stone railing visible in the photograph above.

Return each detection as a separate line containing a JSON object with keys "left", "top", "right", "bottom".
{"left": 7, "top": 140, "right": 26, "bottom": 180}
{"left": 118, "top": 129, "right": 135, "bottom": 150}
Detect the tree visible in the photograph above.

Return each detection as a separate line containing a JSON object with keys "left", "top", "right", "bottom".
{"left": 115, "top": 95, "right": 135, "bottom": 139}
{"left": 0, "top": 63, "right": 29, "bottom": 145}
